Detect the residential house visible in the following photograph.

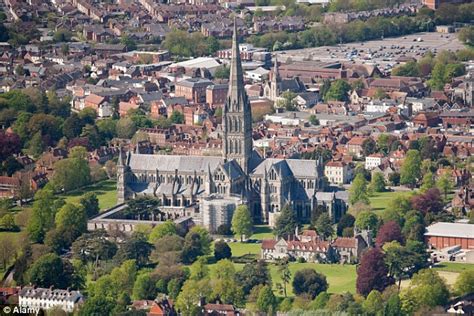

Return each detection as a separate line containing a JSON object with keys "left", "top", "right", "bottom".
{"left": 365, "top": 153, "right": 385, "bottom": 170}
{"left": 19, "top": 287, "right": 83, "bottom": 313}
{"left": 346, "top": 136, "right": 366, "bottom": 158}
{"left": 324, "top": 160, "right": 352, "bottom": 185}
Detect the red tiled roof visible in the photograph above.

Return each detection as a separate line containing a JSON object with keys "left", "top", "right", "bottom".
{"left": 333, "top": 237, "right": 356, "bottom": 248}
{"left": 204, "top": 304, "right": 236, "bottom": 312}
{"left": 261, "top": 239, "right": 277, "bottom": 250}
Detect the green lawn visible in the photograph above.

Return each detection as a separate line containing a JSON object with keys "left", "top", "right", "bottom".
{"left": 211, "top": 241, "right": 357, "bottom": 296}
{"left": 59, "top": 180, "right": 117, "bottom": 210}
{"left": 432, "top": 262, "right": 474, "bottom": 273}
{"left": 228, "top": 242, "right": 261, "bottom": 257}
{"left": 269, "top": 263, "right": 356, "bottom": 295}
{"left": 249, "top": 225, "right": 274, "bottom": 240}
{"left": 369, "top": 191, "right": 415, "bottom": 212}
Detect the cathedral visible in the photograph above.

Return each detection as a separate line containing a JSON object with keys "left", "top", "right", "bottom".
{"left": 117, "top": 23, "right": 347, "bottom": 231}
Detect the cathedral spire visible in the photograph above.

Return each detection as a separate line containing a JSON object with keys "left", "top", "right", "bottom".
{"left": 222, "top": 18, "right": 253, "bottom": 175}
{"left": 227, "top": 17, "right": 247, "bottom": 112}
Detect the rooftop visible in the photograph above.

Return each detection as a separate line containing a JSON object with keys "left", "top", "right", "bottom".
{"left": 425, "top": 222, "right": 474, "bottom": 239}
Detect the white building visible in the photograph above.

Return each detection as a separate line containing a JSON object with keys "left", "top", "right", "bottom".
{"left": 19, "top": 287, "right": 83, "bottom": 313}
{"left": 245, "top": 67, "right": 270, "bottom": 82}
{"left": 365, "top": 153, "right": 385, "bottom": 170}
{"left": 324, "top": 161, "right": 351, "bottom": 185}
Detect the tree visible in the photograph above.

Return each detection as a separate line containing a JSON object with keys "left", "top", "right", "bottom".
{"left": 114, "top": 234, "right": 153, "bottom": 267}
{"left": 182, "top": 227, "right": 211, "bottom": 264}
{"left": 388, "top": 172, "right": 400, "bottom": 186}
{"left": 308, "top": 115, "right": 319, "bottom": 126}
{"left": 231, "top": 205, "right": 253, "bottom": 241}
{"left": 356, "top": 248, "right": 392, "bottom": 296}
{"left": 355, "top": 211, "right": 378, "bottom": 232}
{"left": 27, "top": 189, "right": 61, "bottom": 243}
{"left": 369, "top": 172, "right": 386, "bottom": 193}
{"left": 256, "top": 285, "right": 277, "bottom": 313}
{"left": 384, "top": 293, "right": 402, "bottom": 316}
{"left": 458, "top": 26, "right": 474, "bottom": 46}
{"left": 376, "top": 221, "right": 404, "bottom": 247}
{"left": 315, "top": 213, "right": 334, "bottom": 240}
{"left": 362, "top": 138, "right": 377, "bottom": 157}
{"left": 454, "top": 270, "right": 474, "bottom": 296}
{"left": 324, "top": 79, "right": 351, "bottom": 101}
{"left": 235, "top": 261, "right": 271, "bottom": 295}
{"left": 362, "top": 290, "right": 384, "bottom": 316}
{"left": 214, "top": 240, "right": 232, "bottom": 261}
{"left": 121, "top": 35, "right": 137, "bottom": 51}
{"left": 72, "top": 231, "right": 117, "bottom": 279}
{"left": 55, "top": 203, "right": 87, "bottom": 241}
{"left": 62, "top": 114, "right": 85, "bottom": 139}
{"left": 436, "top": 173, "right": 453, "bottom": 200}
{"left": 310, "top": 291, "right": 330, "bottom": 310}
{"left": 401, "top": 269, "right": 449, "bottom": 314}
{"left": 349, "top": 173, "right": 370, "bottom": 205}
{"left": 169, "top": 110, "right": 184, "bottom": 124}
{"left": 27, "top": 253, "right": 72, "bottom": 288}
{"left": 80, "top": 192, "right": 100, "bottom": 218}
{"left": 116, "top": 117, "right": 137, "bottom": 139}
{"left": 0, "top": 214, "right": 17, "bottom": 231}
{"left": 274, "top": 204, "right": 299, "bottom": 239}
{"left": 132, "top": 272, "right": 157, "bottom": 300}
{"left": 0, "top": 235, "right": 15, "bottom": 269}
{"left": 277, "top": 260, "right": 291, "bottom": 298}
{"left": 411, "top": 188, "right": 443, "bottom": 216}
{"left": 79, "top": 297, "right": 115, "bottom": 316}
{"left": 149, "top": 220, "right": 177, "bottom": 243}
{"left": 292, "top": 268, "right": 328, "bottom": 299}
{"left": 400, "top": 150, "right": 422, "bottom": 188}
{"left": 337, "top": 213, "right": 355, "bottom": 236}
{"left": 26, "top": 132, "right": 44, "bottom": 158}
{"left": 210, "top": 259, "right": 243, "bottom": 305}
{"left": 52, "top": 155, "right": 91, "bottom": 191}
{"left": 420, "top": 172, "right": 435, "bottom": 192}
{"left": 214, "top": 65, "right": 230, "bottom": 79}
{"left": 176, "top": 278, "right": 210, "bottom": 315}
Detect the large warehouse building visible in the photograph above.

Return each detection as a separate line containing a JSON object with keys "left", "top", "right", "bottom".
{"left": 425, "top": 222, "right": 474, "bottom": 250}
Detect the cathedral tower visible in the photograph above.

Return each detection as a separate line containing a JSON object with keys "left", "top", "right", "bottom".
{"left": 222, "top": 20, "right": 253, "bottom": 174}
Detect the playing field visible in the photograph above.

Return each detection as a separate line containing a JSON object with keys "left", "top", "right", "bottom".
{"left": 59, "top": 180, "right": 117, "bottom": 210}
{"left": 369, "top": 191, "right": 415, "bottom": 212}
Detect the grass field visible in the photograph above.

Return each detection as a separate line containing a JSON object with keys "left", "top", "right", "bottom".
{"left": 60, "top": 180, "right": 117, "bottom": 210}
{"left": 212, "top": 241, "right": 357, "bottom": 296}
{"left": 228, "top": 242, "right": 261, "bottom": 257}
{"left": 249, "top": 225, "right": 274, "bottom": 240}
{"left": 432, "top": 262, "right": 474, "bottom": 273}
{"left": 269, "top": 263, "right": 356, "bottom": 295}
{"left": 369, "top": 191, "right": 415, "bottom": 212}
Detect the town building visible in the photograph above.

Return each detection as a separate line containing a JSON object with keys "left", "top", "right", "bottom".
{"left": 19, "top": 287, "right": 83, "bottom": 313}
{"left": 116, "top": 23, "right": 347, "bottom": 230}
{"left": 324, "top": 160, "right": 352, "bottom": 185}
{"left": 365, "top": 153, "right": 385, "bottom": 170}
{"left": 425, "top": 222, "right": 474, "bottom": 250}
{"left": 261, "top": 229, "right": 371, "bottom": 263}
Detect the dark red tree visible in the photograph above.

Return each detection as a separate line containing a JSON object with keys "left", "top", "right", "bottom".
{"left": 411, "top": 188, "right": 444, "bottom": 215}
{"left": 0, "top": 131, "right": 21, "bottom": 162}
{"left": 356, "top": 248, "right": 393, "bottom": 296}
{"left": 376, "top": 221, "right": 404, "bottom": 247}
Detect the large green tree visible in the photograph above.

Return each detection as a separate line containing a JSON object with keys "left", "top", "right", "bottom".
{"left": 231, "top": 204, "right": 253, "bottom": 241}
{"left": 400, "top": 149, "right": 422, "bottom": 188}
{"left": 292, "top": 268, "right": 328, "bottom": 299}
{"left": 349, "top": 173, "right": 370, "bottom": 205}
{"left": 274, "top": 204, "right": 299, "bottom": 239}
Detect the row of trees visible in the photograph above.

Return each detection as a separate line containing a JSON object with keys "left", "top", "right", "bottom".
{"left": 392, "top": 50, "right": 468, "bottom": 90}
